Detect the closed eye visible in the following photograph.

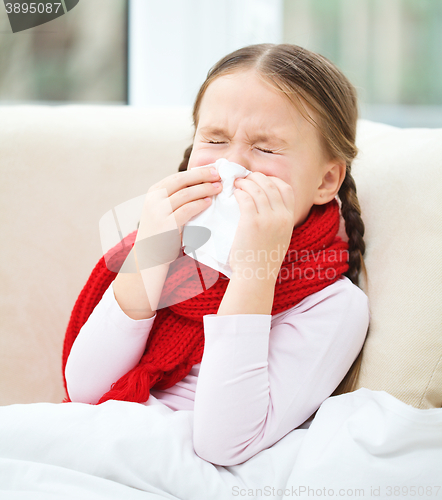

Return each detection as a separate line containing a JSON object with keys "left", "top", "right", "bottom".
{"left": 208, "top": 141, "right": 226, "bottom": 145}
{"left": 257, "top": 147, "right": 275, "bottom": 154}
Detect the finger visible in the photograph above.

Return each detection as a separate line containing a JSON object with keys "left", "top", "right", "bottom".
{"left": 265, "top": 175, "right": 296, "bottom": 213}
{"left": 168, "top": 180, "right": 222, "bottom": 213}
{"left": 141, "top": 167, "right": 222, "bottom": 238}
{"left": 233, "top": 187, "right": 259, "bottom": 218}
{"left": 251, "top": 173, "right": 293, "bottom": 214}
{"left": 240, "top": 172, "right": 295, "bottom": 213}
{"left": 246, "top": 172, "right": 286, "bottom": 212}
{"left": 150, "top": 165, "right": 220, "bottom": 197}
{"left": 234, "top": 173, "right": 275, "bottom": 213}
{"left": 173, "top": 196, "right": 214, "bottom": 228}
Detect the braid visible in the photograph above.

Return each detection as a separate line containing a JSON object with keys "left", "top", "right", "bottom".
{"left": 178, "top": 145, "right": 193, "bottom": 172}
{"left": 338, "top": 169, "right": 366, "bottom": 286}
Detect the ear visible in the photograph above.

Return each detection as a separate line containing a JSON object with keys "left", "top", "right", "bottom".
{"left": 313, "top": 159, "right": 346, "bottom": 205}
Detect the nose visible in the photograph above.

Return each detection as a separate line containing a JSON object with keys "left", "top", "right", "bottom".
{"left": 223, "top": 146, "right": 251, "bottom": 171}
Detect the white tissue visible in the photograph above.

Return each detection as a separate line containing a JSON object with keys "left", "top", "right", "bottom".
{"left": 183, "top": 158, "right": 250, "bottom": 277}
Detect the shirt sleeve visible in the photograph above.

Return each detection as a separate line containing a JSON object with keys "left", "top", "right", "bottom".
{"left": 192, "top": 277, "right": 370, "bottom": 466}
{"left": 65, "top": 282, "right": 156, "bottom": 404}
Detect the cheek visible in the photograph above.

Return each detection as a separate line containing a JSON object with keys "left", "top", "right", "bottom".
{"left": 187, "top": 147, "right": 219, "bottom": 170}
{"left": 274, "top": 152, "right": 321, "bottom": 194}
{"left": 259, "top": 157, "right": 293, "bottom": 186}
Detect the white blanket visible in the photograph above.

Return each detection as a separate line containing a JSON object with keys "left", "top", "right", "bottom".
{"left": 0, "top": 388, "right": 441, "bottom": 500}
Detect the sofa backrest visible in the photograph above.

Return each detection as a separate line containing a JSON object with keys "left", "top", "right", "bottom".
{"left": 0, "top": 106, "right": 441, "bottom": 408}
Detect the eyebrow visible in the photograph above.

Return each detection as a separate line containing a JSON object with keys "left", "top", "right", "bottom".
{"left": 199, "top": 127, "right": 229, "bottom": 138}
{"left": 199, "top": 126, "right": 289, "bottom": 146}
{"left": 249, "top": 133, "right": 289, "bottom": 147}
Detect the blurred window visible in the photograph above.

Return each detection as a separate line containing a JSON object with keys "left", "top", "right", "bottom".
{"left": 127, "top": 0, "right": 283, "bottom": 107}
{"left": 0, "top": 0, "right": 127, "bottom": 103}
{"left": 1, "top": 0, "right": 440, "bottom": 127}
{"left": 283, "top": 0, "right": 442, "bottom": 127}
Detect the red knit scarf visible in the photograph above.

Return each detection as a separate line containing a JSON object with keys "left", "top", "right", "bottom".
{"left": 62, "top": 199, "right": 348, "bottom": 404}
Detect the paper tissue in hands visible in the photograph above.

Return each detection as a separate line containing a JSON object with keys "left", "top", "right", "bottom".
{"left": 183, "top": 158, "right": 250, "bottom": 278}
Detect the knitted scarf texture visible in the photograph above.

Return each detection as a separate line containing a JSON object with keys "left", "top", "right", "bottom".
{"left": 62, "top": 199, "right": 348, "bottom": 404}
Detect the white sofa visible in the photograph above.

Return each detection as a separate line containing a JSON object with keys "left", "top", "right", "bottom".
{"left": 0, "top": 105, "right": 441, "bottom": 409}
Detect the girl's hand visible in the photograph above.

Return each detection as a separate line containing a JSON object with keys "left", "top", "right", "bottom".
{"left": 230, "top": 172, "right": 296, "bottom": 282}
{"left": 113, "top": 166, "right": 222, "bottom": 319}
{"left": 135, "top": 165, "right": 222, "bottom": 262}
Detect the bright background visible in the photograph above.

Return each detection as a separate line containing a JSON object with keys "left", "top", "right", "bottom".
{"left": 1, "top": 0, "right": 441, "bottom": 127}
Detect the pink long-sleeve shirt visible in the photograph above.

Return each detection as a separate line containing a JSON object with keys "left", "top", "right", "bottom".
{"left": 65, "top": 276, "right": 369, "bottom": 465}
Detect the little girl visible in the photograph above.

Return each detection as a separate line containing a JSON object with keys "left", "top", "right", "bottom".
{"left": 64, "top": 44, "right": 369, "bottom": 466}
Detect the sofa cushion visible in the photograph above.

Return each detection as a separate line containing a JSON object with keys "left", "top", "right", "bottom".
{"left": 0, "top": 105, "right": 193, "bottom": 405}
{"left": 353, "top": 120, "right": 442, "bottom": 409}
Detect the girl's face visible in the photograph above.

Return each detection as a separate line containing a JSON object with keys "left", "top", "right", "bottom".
{"left": 188, "top": 70, "right": 344, "bottom": 226}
